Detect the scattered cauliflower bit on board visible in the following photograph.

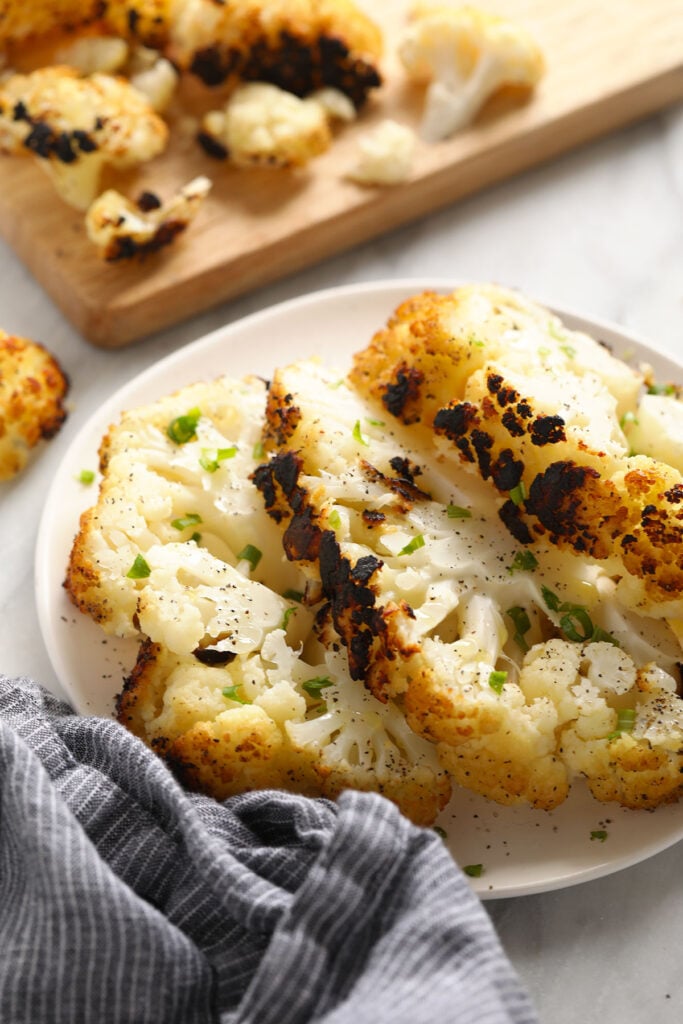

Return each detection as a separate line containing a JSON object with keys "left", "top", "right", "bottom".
{"left": 86, "top": 175, "right": 211, "bottom": 261}
{"left": 199, "top": 82, "right": 332, "bottom": 168}
{"left": 398, "top": 2, "right": 545, "bottom": 142}
{"left": 0, "top": 330, "right": 69, "bottom": 481}
{"left": 346, "top": 118, "right": 416, "bottom": 185}
{"left": 0, "top": 65, "right": 168, "bottom": 208}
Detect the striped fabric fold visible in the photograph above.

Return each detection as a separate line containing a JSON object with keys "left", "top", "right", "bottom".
{"left": 0, "top": 675, "right": 538, "bottom": 1024}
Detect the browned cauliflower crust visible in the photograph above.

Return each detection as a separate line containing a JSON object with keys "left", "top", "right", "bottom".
{"left": 0, "top": 0, "right": 101, "bottom": 46}
{"left": 349, "top": 284, "right": 683, "bottom": 618}
{"left": 0, "top": 65, "right": 168, "bottom": 208}
{"left": 66, "top": 372, "right": 450, "bottom": 825}
{"left": 117, "top": 637, "right": 450, "bottom": 826}
{"left": 0, "top": 330, "right": 69, "bottom": 480}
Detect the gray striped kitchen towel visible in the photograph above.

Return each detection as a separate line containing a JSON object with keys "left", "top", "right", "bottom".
{"left": 0, "top": 675, "right": 538, "bottom": 1024}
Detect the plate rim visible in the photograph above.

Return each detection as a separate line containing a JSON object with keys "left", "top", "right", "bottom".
{"left": 34, "top": 276, "right": 683, "bottom": 900}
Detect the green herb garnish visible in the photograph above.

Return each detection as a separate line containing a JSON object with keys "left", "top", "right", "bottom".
{"left": 488, "top": 670, "right": 508, "bottom": 694}
{"left": 607, "top": 707, "right": 636, "bottom": 740}
{"left": 283, "top": 589, "right": 304, "bottom": 602}
{"left": 302, "top": 676, "right": 333, "bottom": 697}
{"left": 508, "top": 549, "right": 538, "bottom": 574}
{"left": 199, "top": 446, "right": 238, "bottom": 472}
{"left": 126, "top": 554, "right": 151, "bottom": 579}
{"left": 167, "top": 407, "right": 201, "bottom": 444}
{"left": 189, "top": 532, "right": 202, "bottom": 544}
{"left": 433, "top": 825, "right": 447, "bottom": 840}
{"left": 647, "top": 382, "right": 676, "bottom": 396}
{"left": 590, "top": 830, "right": 608, "bottom": 843}
{"left": 398, "top": 534, "right": 425, "bottom": 556}
{"left": 506, "top": 606, "right": 531, "bottom": 652}
{"left": 328, "top": 509, "right": 342, "bottom": 530}
{"left": 541, "top": 585, "right": 562, "bottom": 612}
{"left": 509, "top": 481, "right": 527, "bottom": 506}
{"left": 560, "top": 344, "right": 577, "bottom": 359}
{"left": 281, "top": 606, "right": 297, "bottom": 629}
{"left": 353, "top": 420, "right": 369, "bottom": 446}
{"left": 76, "top": 468, "right": 96, "bottom": 485}
{"left": 237, "top": 544, "right": 262, "bottom": 571}
{"left": 447, "top": 504, "right": 472, "bottom": 519}
{"left": 252, "top": 440, "right": 265, "bottom": 459}
{"left": 463, "top": 864, "right": 484, "bottom": 877}
{"left": 222, "top": 684, "right": 251, "bottom": 705}
{"left": 171, "top": 513, "right": 203, "bottom": 531}
{"left": 542, "top": 588, "right": 620, "bottom": 647}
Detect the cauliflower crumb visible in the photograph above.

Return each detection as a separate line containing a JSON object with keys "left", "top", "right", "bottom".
{"left": 199, "top": 81, "right": 332, "bottom": 168}
{"left": 85, "top": 175, "right": 211, "bottom": 261}
{"left": 129, "top": 55, "right": 178, "bottom": 113}
{"left": 346, "top": 119, "right": 416, "bottom": 185}
{"left": 399, "top": 3, "right": 545, "bottom": 142}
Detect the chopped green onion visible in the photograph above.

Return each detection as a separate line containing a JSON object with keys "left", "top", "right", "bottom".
{"left": 560, "top": 344, "right": 577, "bottom": 359}
{"left": 506, "top": 606, "right": 531, "bottom": 652}
{"left": 541, "top": 585, "right": 561, "bottom": 612}
{"left": 468, "top": 333, "right": 485, "bottom": 348}
{"left": 463, "top": 863, "right": 484, "bottom": 877}
{"left": 398, "top": 534, "right": 425, "bottom": 556}
{"left": 126, "top": 554, "right": 151, "bottom": 579}
{"left": 619, "top": 410, "right": 639, "bottom": 429}
{"left": 590, "top": 830, "right": 608, "bottom": 843}
{"left": 199, "top": 446, "right": 238, "bottom": 472}
{"left": 252, "top": 440, "right": 265, "bottom": 459}
{"left": 447, "top": 503, "right": 472, "bottom": 519}
{"left": 328, "top": 509, "right": 342, "bottom": 530}
{"left": 283, "top": 589, "right": 304, "bottom": 602}
{"left": 647, "top": 382, "right": 676, "bottom": 396}
{"left": 281, "top": 606, "right": 297, "bottom": 629}
{"left": 76, "top": 468, "right": 96, "bottom": 485}
{"left": 547, "top": 320, "right": 566, "bottom": 342}
{"left": 302, "top": 676, "right": 333, "bottom": 696}
{"left": 237, "top": 544, "right": 262, "bottom": 571}
{"left": 433, "top": 825, "right": 447, "bottom": 839}
{"left": 538, "top": 346, "right": 551, "bottom": 358}
{"left": 509, "top": 481, "right": 527, "bottom": 506}
{"left": 559, "top": 607, "right": 594, "bottom": 643}
{"left": 614, "top": 708, "right": 636, "bottom": 734}
{"left": 366, "top": 417, "right": 385, "bottom": 427}
{"left": 222, "top": 684, "right": 251, "bottom": 705}
{"left": 508, "top": 549, "right": 538, "bottom": 574}
{"left": 352, "top": 419, "right": 369, "bottom": 446}
{"left": 488, "top": 670, "right": 508, "bottom": 694}
{"left": 167, "top": 407, "right": 201, "bottom": 444}
{"left": 591, "top": 626, "right": 621, "bottom": 647}
{"left": 189, "top": 532, "right": 202, "bottom": 544}
{"left": 171, "top": 513, "right": 203, "bottom": 531}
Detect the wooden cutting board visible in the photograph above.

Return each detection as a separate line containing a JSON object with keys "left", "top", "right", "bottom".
{"left": 1, "top": 0, "right": 682, "bottom": 347}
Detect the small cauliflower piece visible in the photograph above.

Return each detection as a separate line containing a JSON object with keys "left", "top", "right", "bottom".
{"left": 399, "top": 3, "right": 545, "bottom": 142}
{"left": 346, "top": 119, "right": 416, "bottom": 186}
{"left": 200, "top": 82, "right": 331, "bottom": 168}
{"left": 118, "top": 633, "right": 450, "bottom": 826}
{"left": 0, "top": 65, "right": 168, "bottom": 208}
{"left": 129, "top": 54, "right": 178, "bottom": 112}
{"left": 53, "top": 35, "right": 130, "bottom": 75}
{"left": 86, "top": 176, "right": 211, "bottom": 261}
{"left": 0, "top": 330, "right": 69, "bottom": 480}
{"left": 623, "top": 391, "right": 683, "bottom": 473}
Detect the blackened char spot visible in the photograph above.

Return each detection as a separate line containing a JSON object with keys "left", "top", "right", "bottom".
{"left": 283, "top": 507, "right": 321, "bottom": 562}
{"left": 381, "top": 363, "right": 424, "bottom": 422}
{"left": 351, "top": 554, "right": 383, "bottom": 582}
{"left": 470, "top": 429, "right": 494, "bottom": 479}
{"left": 433, "top": 402, "right": 478, "bottom": 438}
{"left": 501, "top": 409, "right": 525, "bottom": 437}
{"left": 362, "top": 509, "right": 386, "bottom": 527}
{"left": 529, "top": 415, "right": 566, "bottom": 446}
{"left": 197, "top": 131, "right": 229, "bottom": 160}
{"left": 23, "top": 122, "right": 53, "bottom": 158}
{"left": 193, "top": 647, "right": 237, "bottom": 666}
{"left": 137, "top": 190, "right": 162, "bottom": 212}
{"left": 389, "top": 455, "right": 422, "bottom": 484}
{"left": 499, "top": 499, "right": 533, "bottom": 544}
{"left": 526, "top": 461, "right": 598, "bottom": 536}
{"left": 490, "top": 450, "right": 523, "bottom": 491}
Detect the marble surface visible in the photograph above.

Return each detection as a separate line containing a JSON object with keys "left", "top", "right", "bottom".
{"left": 2, "top": 102, "right": 683, "bottom": 1022}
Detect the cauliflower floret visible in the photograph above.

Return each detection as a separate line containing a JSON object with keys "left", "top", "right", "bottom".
{"left": 0, "top": 65, "right": 168, "bottom": 208}
{"left": 399, "top": 2, "right": 545, "bottom": 142}
{"left": 85, "top": 176, "right": 211, "bottom": 261}
{"left": 53, "top": 35, "right": 130, "bottom": 75}
{"left": 129, "top": 54, "right": 178, "bottom": 112}
{"left": 117, "top": 631, "right": 451, "bottom": 826}
{"left": 0, "top": 329, "right": 69, "bottom": 480}
{"left": 65, "top": 375, "right": 302, "bottom": 639}
{"left": 200, "top": 82, "right": 331, "bottom": 168}
{"left": 623, "top": 391, "right": 683, "bottom": 473}
{"left": 346, "top": 119, "right": 417, "bottom": 186}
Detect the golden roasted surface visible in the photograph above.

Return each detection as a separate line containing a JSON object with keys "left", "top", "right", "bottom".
{"left": 0, "top": 330, "right": 69, "bottom": 480}
{"left": 0, "top": 65, "right": 168, "bottom": 208}
{"left": 1, "top": 0, "right": 383, "bottom": 105}
{"left": 350, "top": 283, "right": 683, "bottom": 616}
{"left": 66, "top": 371, "right": 450, "bottom": 825}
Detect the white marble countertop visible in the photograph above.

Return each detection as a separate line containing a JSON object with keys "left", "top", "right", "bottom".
{"left": 2, "top": 104, "right": 683, "bottom": 1022}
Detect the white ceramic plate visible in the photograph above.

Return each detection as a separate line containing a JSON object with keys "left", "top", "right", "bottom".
{"left": 35, "top": 278, "right": 683, "bottom": 900}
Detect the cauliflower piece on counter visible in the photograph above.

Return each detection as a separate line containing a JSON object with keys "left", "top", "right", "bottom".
{"left": 399, "top": 2, "right": 545, "bottom": 142}
{"left": 346, "top": 118, "right": 416, "bottom": 186}
{"left": 349, "top": 284, "right": 683, "bottom": 618}
{"left": 86, "top": 175, "right": 211, "bottom": 261}
{"left": 199, "top": 82, "right": 331, "bottom": 168}
{"left": 0, "top": 65, "right": 168, "bottom": 208}
{"left": 254, "top": 356, "right": 683, "bottom": 809}
{"left": 117, "top": 633, "right": 450, "bottom": 826}
{"left": 0, "top": 329, "right": 69, "bottom": 480}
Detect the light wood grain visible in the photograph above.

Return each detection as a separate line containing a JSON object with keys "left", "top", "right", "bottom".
{"left": 1, "top": 0, "right": 682, "bottom": 347}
